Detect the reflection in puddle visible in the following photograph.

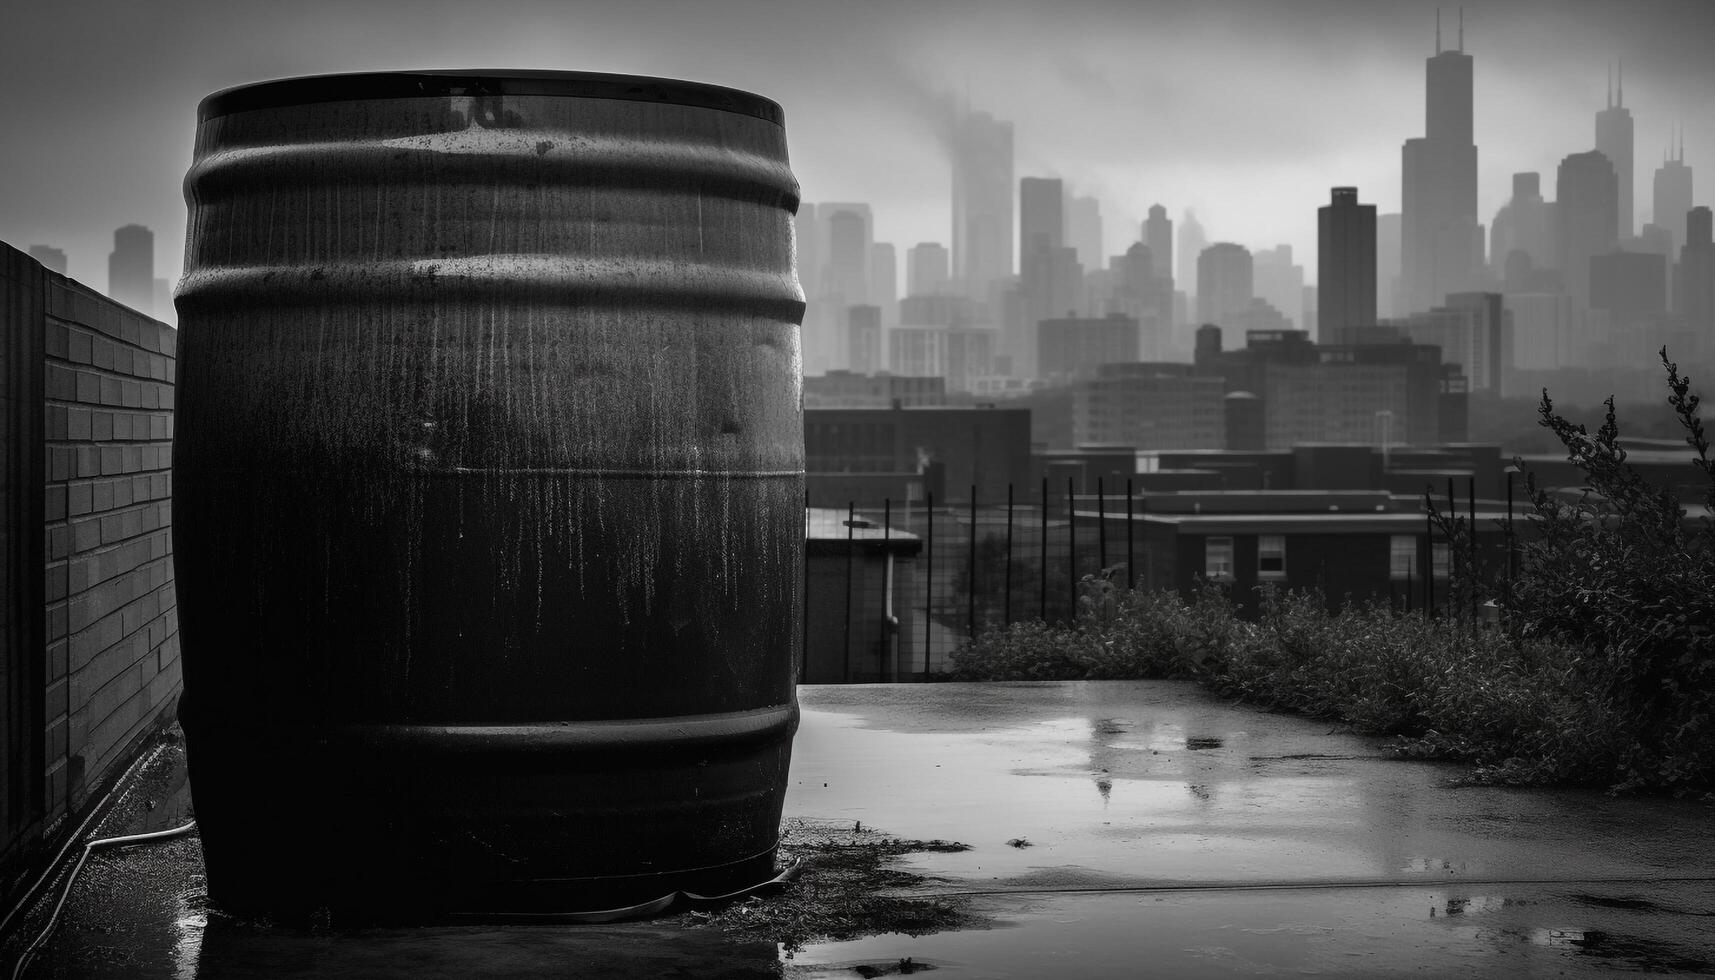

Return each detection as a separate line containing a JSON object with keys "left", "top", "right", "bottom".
{"left": 1184, "top": 737, "right": 1224, "bottom": 750}
{"left": 1401, "top": 857, "right": 1473, "bottom": 874}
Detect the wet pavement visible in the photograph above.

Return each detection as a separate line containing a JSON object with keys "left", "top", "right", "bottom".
{"left": 7, "top": 681, "right": 1714, "bottom": 978}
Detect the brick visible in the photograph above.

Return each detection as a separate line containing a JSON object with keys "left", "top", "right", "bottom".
{"left": 71, "top": 518, "right": 100, "bottom": 553}
{"left": 75, "top": 446, "right": 98, "bottom": 477}
{"left": 45, "top": 321, "right": 70, "bottom": 359}
{"left": 114, "top": 478, "right": 134, "bottom": 508}
{"left": 100, "top": 377, "right": 122, "bottom": 406}
{"left": 92, "top": 338, "right": 114, "bottom": 370}
{"left": 46, "top": 604, "right": 67, "bottom": 642}
{"left": 99, "top": 513, "right": 123, "bottom": 544}
{"left": 91, "top": 480, "right": 113, "bottom": 514}
{"left": 46, "top": 484, "right": 67, "bottom": 521}
{"left": 45, "top": 563, "right": 67, "bottom": 601}
{"left": 122, "top": 381, "right": 140, "bottom": 408}
{"left": 100, "top": 446, "right": 121, "bottom": 475}
{"left": 76, "top": 371, "right": 100, "bottom": 403}
{"left": 66, "top": 407, "right": 89, "bottom": 440}
{"left": 45, "top": 717, "right": 67, "bottom": 763}
{"left": 67, "top": 329, "right": 93, "bottom": 365}
{"left": 160, "top": 330, "right": 176, "bottom": 356}
{"left": 45, "top": 364, "right": 74, "bottom": 400}
{"left": 47, "top": 281, "right": 76, "bottom": 318}
{"left": 49, "top": 405, "right": 71, "bottom": 440}
{"left": 67, "top": 482, "right": 91, "bottom": 516}
{"left": 50, "top": 447, "right": 73, "bottom": 481}
{"left": 68, "top": 557, "right": 91, "bottom": 592}
{"left": 47, "top": 526, "right": 70, "bottom": 560}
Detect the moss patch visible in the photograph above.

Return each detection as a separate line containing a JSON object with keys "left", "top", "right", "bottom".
{"left": 680, "top": 818, "right": 984, "bottom": 954}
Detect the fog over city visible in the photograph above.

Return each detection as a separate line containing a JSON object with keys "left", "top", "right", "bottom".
{"left": 3, "top": 0, "right": 1713, "bottom": 294}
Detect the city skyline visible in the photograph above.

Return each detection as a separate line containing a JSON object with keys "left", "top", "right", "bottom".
{"left": 2, "top": 0, "right": 1713, "bottom": 296}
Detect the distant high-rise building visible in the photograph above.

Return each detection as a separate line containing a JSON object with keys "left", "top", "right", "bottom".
{"left": 1555, "top": 150, "right": 1620, "bottom": 309}
{"left": 906, "top": 242, "right": 951, "bottom": 297}
{"left": 1489, "top": 172, "right": 1554, "bottom": 277}
{"left": 1400, "top": 13, "right": 1480, "bottom": 314}
{"left": 1594, "top": 64, "right": 1635, "bottom": 239}
{"left": 1590, "top": 251, "right": 1668, "bottom": 320}
{"left": 870, "top": 243, "right": 897, "bottom": 324}
{"left": 952, "top": 109, "right": 1014, "bottom": 301}
{"left": 1065, "top": 193, "right": 1104, "bottom": 272}
{"left": 1319, "top": 187, "right": 1378, "bottom": 342}
{"left": 27, "top": 245, "right": 66, "bottom": 275}
{"left": 825, "top": 208, "right": 870, "bottom": 309}
{"left": 848, "top": 305, "right": 883, "bottom": 375}
{"left": 1652, "top": 132, "right": 1693, "bottom": 254}
{"left": 1177, "top": 209, "right": 1207, "bottom": 299}
{"left": 1145, "top": 205, "right": 1174, "bottom": 285}
{"left": 1680, "top": 206, "right": 1715, "bottom": 359}
{"left": 108, "top": 224, "right": 153, "bottom": 314}
{"left": 1253, "top": 245, "right": 1305, "bottom": 330}
{"left": 1020, "top": 177, "right": 1064, "bottom": 262}
{"left": 1197, "top": 243, "right": 1253, "bottom": 328}
{"left": 1377, "top": 212, "right": 1403, "bottom": 317}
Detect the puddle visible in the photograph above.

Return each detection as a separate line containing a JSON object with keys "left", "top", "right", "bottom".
{"left": 1184, "top": 737, "right": 1224, "bottom": 751}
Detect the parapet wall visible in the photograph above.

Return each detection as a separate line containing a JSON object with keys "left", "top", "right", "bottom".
{"left": 1, "top": 240, "right": 180, "bottom": 881}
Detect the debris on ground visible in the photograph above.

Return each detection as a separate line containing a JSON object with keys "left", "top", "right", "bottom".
{"left": 680, "top": 818, "right": 983, "bottom": 954}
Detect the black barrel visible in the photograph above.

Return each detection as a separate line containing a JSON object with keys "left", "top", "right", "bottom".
{"left": 173, "top": 70, "right": 804, "bottom": 918}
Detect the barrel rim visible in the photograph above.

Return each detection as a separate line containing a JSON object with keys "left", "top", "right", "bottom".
{"left": 197, "top": 69, "right": 786, "bottom": 126}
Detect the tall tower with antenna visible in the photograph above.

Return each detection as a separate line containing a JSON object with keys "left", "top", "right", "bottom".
{"left": 1401, "top": 8, "right": 1479, "bottom": 314}
{"left": 1595, "top": 61, "right": 1636, "bottom": 239}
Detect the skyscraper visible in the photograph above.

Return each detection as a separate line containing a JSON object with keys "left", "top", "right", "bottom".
{"left": 1489, "top": 172, "right": 1554, "bottom": 275}
{"left": 952, "top": 109, "right": 1014, "bottom": 302}
{"left": 1065, "top": 193, "right": 1104, "bottom": 272}
{"left": 108, "top": 224, "right": 153, "bottom": 315}
{"left": 27, "top": 245, "right": 66, "bottom": 275}
{"left": 1177, "top": 209, "right": 1207, "bottom": 299}
{"left": 1144, "top": 205, "right": 1174, "bottom": 284}
{"left": 1319, "top": 187, "right": 1378, "bottom": 343}
{"left": 1197, "top": 243, "right": 1254, "bottom": 328}
{"left": 870, "top": 243, "right": 898, "bottom": 325}
{"left": 824, "top": 208, "right": 870, "bottom": 308}
{"left": 1652, "top": 131, "right": 1694, "bottom": 254}
{"left": 1680, "top": 206, "right": 1714, "bottom": 359}
{"left": 906, "top": 243, "right": 951, "bottom": 297}
{"left": 1555, "top": 150, "right": 1619, "bottom": 310}
{"left": 1377, "top": 212, "right": 1402, "bottom": 317}
{"left": 1400, "top": 13, "right": 1480, "bottom": 315}
{"left": 1253, "top": 245, "right": 1305, "bottom": 330}
{"left": 1594, "top": 64, "right": 1635, "bottom": 239}
{"left": 1019, "top": 177, "right": 1065, "bottom": 260}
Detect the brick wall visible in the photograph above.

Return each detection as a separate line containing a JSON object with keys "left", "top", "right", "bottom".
{"left": 1, "top": 240, "right": 180, "bottom": 879}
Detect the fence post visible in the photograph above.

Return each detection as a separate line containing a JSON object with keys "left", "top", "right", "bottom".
{"left": 1004, "top": 483, "right": 1014, "bottom": 628}
{"left": 801, "top": 488, "right": 810, "bottom": 682}
{"left": 1066, "top": 477, "right": 1076, "bottom": 623}
{"left": 1467, "top": 475, "right": 1478, "bottom": 633}
{"left": 1039, "top": 476, "right": 1048, "bottom": 622}
{"left": 1097, "top": 477, "right": 1107, "bottom": 574}
{"left": 1505, "top": 469, "right": 1516, "bottom": 590}
{"left": 1424, "top": 504, "right": 1435, "bottom": 619}
{"left": 968, "top": 484, "right": 977, "bottom": 641}
{"left": 924, "top": 490, "right": 934, "bottom": 677}
{"left": 883, "top": 498, "right": 893, "bottom": 682}
{"left": 1125, "top": 477, "right": 1134, "bottom": 592}
{"left": 844, "top": 501, "right": 855, "bottom": 683}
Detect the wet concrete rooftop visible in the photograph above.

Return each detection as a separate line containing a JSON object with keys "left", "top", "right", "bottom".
{"left": 10, "top": 680, "right": 1715, "bottom": 978}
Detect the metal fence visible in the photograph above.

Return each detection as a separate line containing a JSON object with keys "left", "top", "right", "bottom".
{"left": 803, "top": 479, "right": 1148, "bottom": 681}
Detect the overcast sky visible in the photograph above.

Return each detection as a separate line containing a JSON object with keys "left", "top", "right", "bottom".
{"left": 2, "top": 0, "right": 1711, "bottom": 300}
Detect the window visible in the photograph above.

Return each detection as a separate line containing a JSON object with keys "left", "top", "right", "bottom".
{"left": 1205, "top": 536, "right": 1234, "bottom": 581}
{"left": 1432, "top": 542, "right": 1450, "bottom": 579}
{"left": 1258, "top": 535, "right": 1286, "bottom": 578}
{"left": 1390, "top": 535, "right": 1417, "bottom": 580}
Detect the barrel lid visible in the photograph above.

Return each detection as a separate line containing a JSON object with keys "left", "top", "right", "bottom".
{"left": 198, "top": 70, "right": 785, "bottom": 126}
